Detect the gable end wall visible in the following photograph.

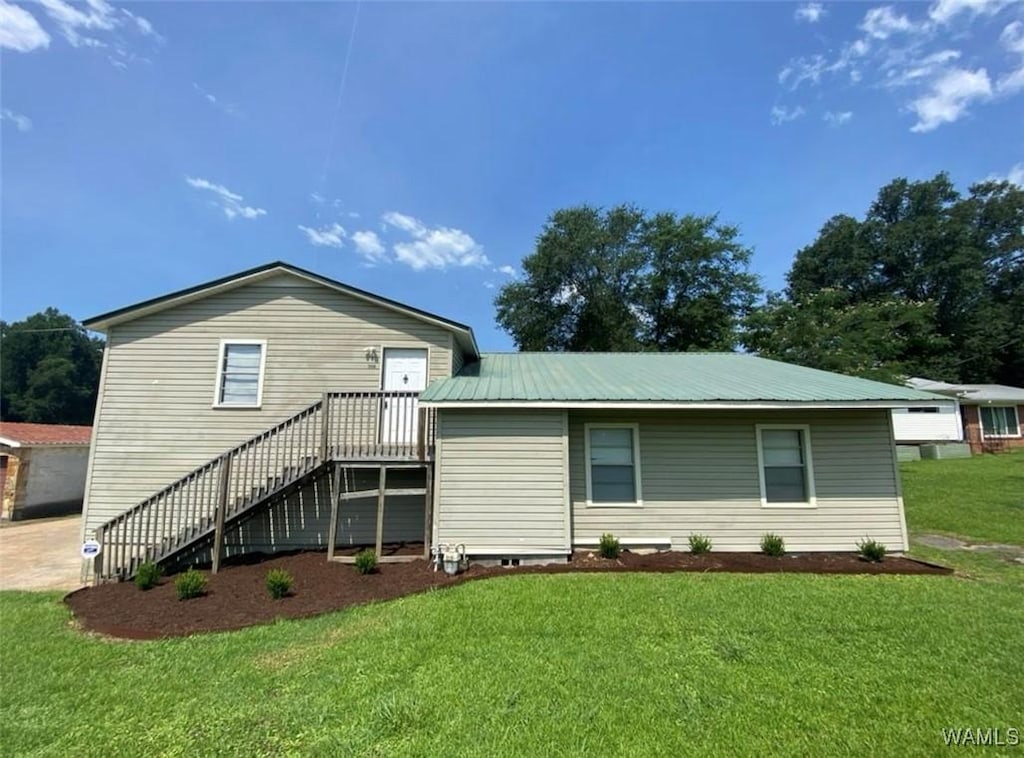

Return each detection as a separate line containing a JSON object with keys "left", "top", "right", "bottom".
{"left": 83, "top": 277, "right": 454, "bottom": 535}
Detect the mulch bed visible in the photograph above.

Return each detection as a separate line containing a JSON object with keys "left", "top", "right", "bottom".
{"left": 65, "top": 550, "right": 950, "bottom": 640}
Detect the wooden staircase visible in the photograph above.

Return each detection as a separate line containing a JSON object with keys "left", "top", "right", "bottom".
{"left": 90, "top": 391, "right": 434, "bottom": 582}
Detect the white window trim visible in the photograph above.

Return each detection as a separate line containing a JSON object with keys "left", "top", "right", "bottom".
{"left": 979, "top": 405, "right": 1021, "bottom": 438}
{"left": 212, "top": 339, "right": 267, "bottom": 409}
{"left": 755, "top": 424, "right": 817, "bottom": 509}
{"left": 584, "top": 422, "right": 643, "bottom": 508}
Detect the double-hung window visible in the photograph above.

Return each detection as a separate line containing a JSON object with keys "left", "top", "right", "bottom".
{"left": 980, "top": 406, "right": 1020, "bottom": 438}
{"left": 214, "top": 340, "right": 266, "bottom": 408}
{"left": 757, "top": 425, "right": 816, "bottom": 507}
{"left": 585, "top": 424, "right": 641, "bottom": 506}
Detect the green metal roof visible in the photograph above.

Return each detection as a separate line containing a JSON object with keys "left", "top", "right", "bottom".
{"left": 420, "top": 352, "right": 949, "bottom": 406}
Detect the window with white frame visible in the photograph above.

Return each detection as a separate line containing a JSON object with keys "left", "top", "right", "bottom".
{"left": 215, "top": 341, "right": 266, "bottom": 407}
{"left": 757, "top": 426, "right": 816, "bottom": 506}
{"left": 586, "top": 425, "right": 641, "bottom": 505}
{"left": 979, "top": 406, "right": 1020, "bottom": 437}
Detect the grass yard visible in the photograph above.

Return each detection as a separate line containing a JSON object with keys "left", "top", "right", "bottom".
{"left": 901, "top": 450, "right": 1024, "bottom": 544}
{"left": 1, "top": 453, "right": 1022, "bottom": 756}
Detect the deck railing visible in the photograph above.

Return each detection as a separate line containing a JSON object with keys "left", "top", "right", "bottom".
{"left": 92, "top": 390, "right": 435, "bottom": 580}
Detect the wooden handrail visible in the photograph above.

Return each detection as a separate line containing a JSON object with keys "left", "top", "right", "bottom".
{"left": 92, "top": 391, "right": 436, "bottom": 581}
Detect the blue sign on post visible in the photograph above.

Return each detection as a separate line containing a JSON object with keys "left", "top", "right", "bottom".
{"left": 80, "top": 540, "right": 101, "bottom": 559}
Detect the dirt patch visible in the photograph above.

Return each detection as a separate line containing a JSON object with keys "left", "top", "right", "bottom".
{"left": 65, "top": 550, "right": 950, "bottom": 640}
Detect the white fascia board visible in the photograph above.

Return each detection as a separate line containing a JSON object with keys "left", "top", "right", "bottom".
{"left": 420, "top": 399, "right": 951, "bottom": 410}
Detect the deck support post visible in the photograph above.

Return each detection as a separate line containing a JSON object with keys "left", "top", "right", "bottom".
{"left": 211, "top": 454, "right": 232, "bottom": 574}
{"left": 423, "top": 464, "right": 433, "bottom": 559}
{"left": 417, "top": 408, "right": 427, "bottom": 462}
{"left": 375, "top": 466, "right": 386, "bottom": 557}
{"left": 320, "top": 392, "right": 331, "bottom": 464}
{"left": 93, "top": 526, "right": 105, "bottom": 583}
{"left": 327, "top": 463, "right": 342, "bottom": 561}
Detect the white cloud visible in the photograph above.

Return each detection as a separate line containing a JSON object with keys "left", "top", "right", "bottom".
{"left": 497, "top": 265, "right": 516, "bottom": 276}
{"left": 882, "top": 49, "right": 961, "bottom": 88}
{"left": 351, "top": 230, "right": 387, "bottom": 262}
{"left": 988, "top": 162, "right": 1024, "bottom": 185}
{"left": 185, "top": 177, "right": 267, "bottom": 220}
{"left": 770, "top": 104, "right": 806, "bottom": 125}
{"left": 192, "top": 83, "right": 241, "bottom": 117}
{"left": 779, "top": 55, "right": 830, "bottom": 89}
{"left": 777, "top": 0, "right": 1023, "bottom": 132}
{"left": 483, "top": 281, "right": 496, "bottom": 290}
{"left": 0, "top": 0, "right": 50, "bottom": 52}
{"left": 823, "top": 110, "right": 853, "bottom": 125}
{"left": 31, "top": 0, "right": 159, "bottom": 63}
{"left": 909, "top": 67, "right": 992, "bottom": 131}
{"left": 298, "top": 223, "right": 346, "bottom": 248}
{"left": 1001, "top": 20, "right": 1024, "bottom": 54}
{"left": 795, "top": 3, "right": 826, "bottom": 23}
{"left": 309, "top": 192, "right": 326, "bottom": 205}
{"left": 381, "top": 211, "right": 489, "bottom": 271}
{"left": 997, "top": 65, "right": 1024, "bottom": 94}
{"left": 1, "top": 108, "right": 32, "bottom": 131}
{"left": 860, "top": 6, "right": 920, "bottom": 40}
{"left": 38, "top": 0, "right": 116, "bottom": 48}
{"left": 929, "top": 0, "right": 1010, "bottom": 25}
{"left": 120, "top": 7, "right": 158, "bottom": 39}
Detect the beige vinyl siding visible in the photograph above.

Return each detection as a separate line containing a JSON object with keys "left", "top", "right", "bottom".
{"left": 83, "top": 273, "right": 453, "bottom": 535}
{"left": 451, "top": 334, "right": 466, "bottom": 375}
{"left": 570, "top": 410, "right": 907, "bottom": 552}
{"left": 435, "top": 410, "right": 569, "bottom": 555}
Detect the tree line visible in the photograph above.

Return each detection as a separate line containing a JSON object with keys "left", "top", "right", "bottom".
{"left": 497, "top": 172, "right": 1023, "bottom": 386}
{"left": 2, "top": 171, "right": 1021, "bottom": 426}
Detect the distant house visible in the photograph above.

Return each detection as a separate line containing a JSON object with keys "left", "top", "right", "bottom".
{"left": 79, "top": 262, "right": 947, "bottom": 582}
{"left": 890, "top": 396, "right": 963, "bottom": 446}
{"left": 906, "top": 378, "right": 1024, "bottom": 454}
{"left": 0, "top": 423, "right": 93, "bottom": 521}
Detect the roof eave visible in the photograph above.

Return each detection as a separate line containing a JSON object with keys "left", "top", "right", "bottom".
{"left": 420, "top": 399, "right": 953, "bottom": 410}
{"left": 82, "top": 261, "right": 480, "bottom": 360}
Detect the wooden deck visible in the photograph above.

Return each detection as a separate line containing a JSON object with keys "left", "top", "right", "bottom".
{"left": 92, "top": 390, "right": 436, "bottom": 582}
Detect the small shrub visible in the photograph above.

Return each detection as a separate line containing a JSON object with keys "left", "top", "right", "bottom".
{"left": 760, "top": 532, "right": 786, "bottom": 557}
{"left": 134, "top": 561, "right": 162, "bottom": 591}
{"left": 857, "top": 537, "right": 887, "bottom": 563}
{"left": 265, "top": 568, "right": 294, "bottom": 599}
{"left": 354, "top": 549, "right": 378, "bottom": 575}
{"left": 598, "top": 533, "right": 621, "bottom": 559}
{"left": 688, "top": 533, "right": 712, "bottom": 555}
{"left": 175, "top": 567, "right": 207, "bottom": 600}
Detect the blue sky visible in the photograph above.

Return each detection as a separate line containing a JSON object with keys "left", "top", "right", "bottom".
{"left": 2, "top": 0, "right": 1022, "bottom": 350}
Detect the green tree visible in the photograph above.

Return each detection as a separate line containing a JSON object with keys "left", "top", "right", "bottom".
{"left": 495, "top": 205, "right": 761, "bottom": 351}
{"left": 762, "top": 173, "right": 1024, "bottom": 385}
{"left": 744, "top": 290, "right": 946, "bottom": 384}
{"left": 0, "top": 308, "right": 103, "bottom": 424}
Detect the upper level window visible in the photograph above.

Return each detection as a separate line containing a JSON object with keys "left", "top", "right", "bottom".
{"left": 214, "top": 340, "right": 266, "bottom": 408}
{"left": 908, "top": 407, "right": 941, "bottom": 414}
{"left": 980, "top": 406, "right": 1020, "bottom": 437}
{"left": 585, "top": 424, "right": 642, "bottom": 506}
{"left": 756, "top": 425, "right": 816, "bottom": 507}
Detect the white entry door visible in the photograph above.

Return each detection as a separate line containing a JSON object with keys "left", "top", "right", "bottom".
{"left": 381, "top": 348, "right": 428, "bottom": 446}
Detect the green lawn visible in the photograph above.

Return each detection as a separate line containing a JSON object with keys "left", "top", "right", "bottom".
{"left": 901, "top": 450, "right": 1024, "bottom": 544}
{"left": 2, "top": 455, "right": 1023, "bottom": 756}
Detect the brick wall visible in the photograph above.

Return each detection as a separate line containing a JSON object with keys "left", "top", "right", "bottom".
{"left": 962, "top": 404, "right": 1024, "bottom": 454}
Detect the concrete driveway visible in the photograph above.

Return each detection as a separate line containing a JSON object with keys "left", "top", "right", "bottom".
{"left": 0, "top": 515, "right": 83, "bottom": 591}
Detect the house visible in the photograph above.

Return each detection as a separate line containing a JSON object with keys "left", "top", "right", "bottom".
{"left": 890, "top": 399, "right": 963, "bottom": 446}
{"left": 906, "top": 378, "right": 1024, "bottom": 454}
{"left": 80, "top": 262, "right": 946, "bottom": 581}
{"left": 0, "top": 422, "right": 93, "bottom": 521}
